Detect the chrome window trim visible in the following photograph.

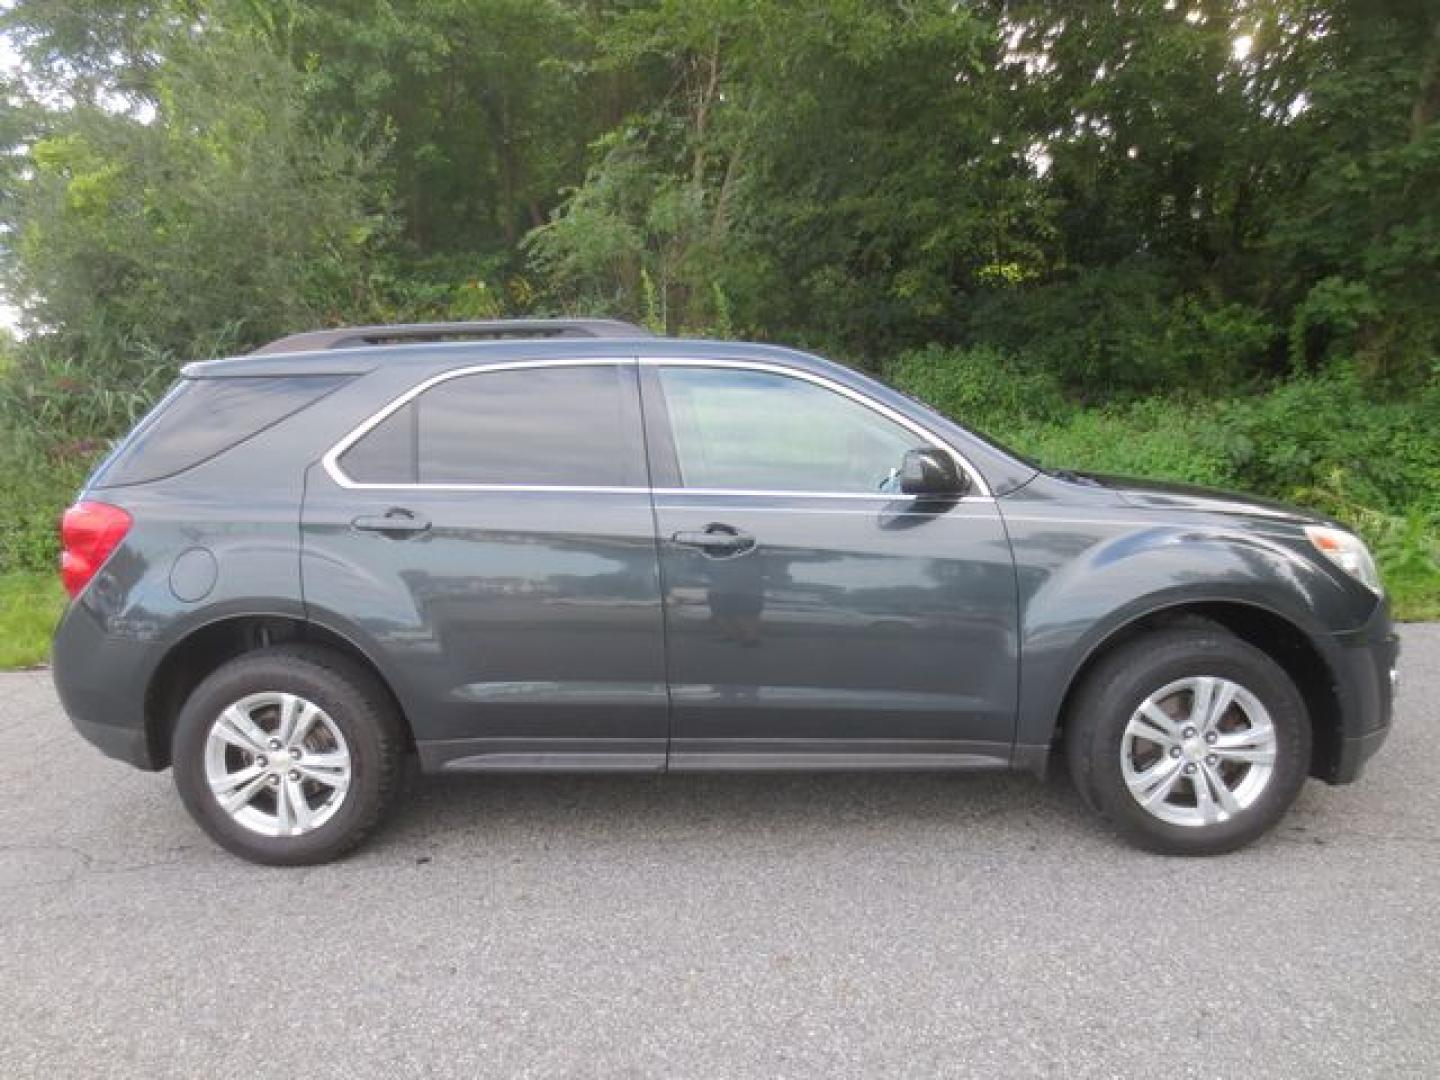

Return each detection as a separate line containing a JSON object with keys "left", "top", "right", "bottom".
{"left": 651, "top": 488, "right": 988, "bottom": 502}
{"left": 321, "top": 357, "right": 634, "bottom": 491}
{"left": 321, "top": 355, "right": 993, "bottom": 500}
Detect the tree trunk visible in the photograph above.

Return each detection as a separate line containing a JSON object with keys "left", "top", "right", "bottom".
{"left": 1411, "top": 16, "right": 1440, "bottom": 142}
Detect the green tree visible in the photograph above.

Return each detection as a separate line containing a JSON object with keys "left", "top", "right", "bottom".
{"left": 1, "top": 19, "right": 391, "bottom": 355}
{"left": 528, "top": 0, "right": 1052, "bottom": 350}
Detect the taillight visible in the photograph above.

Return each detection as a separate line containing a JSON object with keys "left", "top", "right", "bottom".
{"left": 60, "top": 501, "right": 132, "bottom": 598}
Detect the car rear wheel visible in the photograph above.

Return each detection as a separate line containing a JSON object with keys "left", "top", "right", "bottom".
{"left": 1065, "top": 625, "right": 1311, "bottom": 855}
{"left": 172, "top": 646, "right": 405, "bottom": 865}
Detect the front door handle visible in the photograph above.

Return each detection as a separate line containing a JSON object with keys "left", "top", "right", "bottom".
{"left": 671, "top": 524, "right": 756, "bottom": 557}
{"left": 352, "top": 508, "right": 431, "bottom": 536}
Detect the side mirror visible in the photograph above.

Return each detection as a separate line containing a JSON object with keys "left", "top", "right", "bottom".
{"left": 899, "top": 447, "right": 967, "bottom": 497}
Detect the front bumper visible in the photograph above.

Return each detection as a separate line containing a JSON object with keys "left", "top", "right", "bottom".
{"left": 1325, "top": 601, "right": 1400, "bottom": 784}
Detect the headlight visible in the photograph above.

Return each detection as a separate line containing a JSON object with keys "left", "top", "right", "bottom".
{"left": 1305, "top": 525, "right": 1383, "bottom": 594}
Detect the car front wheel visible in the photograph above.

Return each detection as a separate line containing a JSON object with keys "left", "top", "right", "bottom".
{"left": 1065, "top": 625, "right": 1311, "bottom": 855}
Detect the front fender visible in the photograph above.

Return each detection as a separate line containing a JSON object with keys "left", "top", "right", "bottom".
{"left": 1005, "top": 513, "right": 1362, "bottom": 753}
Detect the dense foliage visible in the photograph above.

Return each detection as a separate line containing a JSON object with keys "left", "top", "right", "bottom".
{"left": 887, "top": 351, "right": 1440, "bottom": 616}
{"left": 1, "top": 0, "right": 1437, "bottom": 617}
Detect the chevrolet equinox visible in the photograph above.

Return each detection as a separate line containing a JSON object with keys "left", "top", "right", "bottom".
{"left": 52, "top": 319, "right": 1399, "bottom": 864}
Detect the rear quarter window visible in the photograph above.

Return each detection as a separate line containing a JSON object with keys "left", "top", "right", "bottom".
{"left": 91, "top": 375, "right": 349, "bottom": 488}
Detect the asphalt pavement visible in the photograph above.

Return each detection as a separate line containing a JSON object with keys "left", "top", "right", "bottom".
{"left": 1, "top": 626, "right": 1437, "bottom": 1079}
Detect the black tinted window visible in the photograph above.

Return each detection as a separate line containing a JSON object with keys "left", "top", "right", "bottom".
{"left": 94, "top": 375, "right": 348, "bottom": 488}
{"left": 343, "top": 364, "right": 641, "bottom": 487}
{"left": 420, "top": 365, "right": 639, "bottom": 486}
{"left": 338, "top": 402, "right": 417, "bottom": 484}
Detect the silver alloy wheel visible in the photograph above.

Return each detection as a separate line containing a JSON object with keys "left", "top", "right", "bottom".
{"left": 1120, "top": 676, "right": 1277, "bottom": 828}
{"left": 203, "top": 692, "right": 352, "bottom": 838}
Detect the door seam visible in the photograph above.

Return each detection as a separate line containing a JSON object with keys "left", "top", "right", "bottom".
{"left": 633, "top": 360, "right": 677, "bottom": 773}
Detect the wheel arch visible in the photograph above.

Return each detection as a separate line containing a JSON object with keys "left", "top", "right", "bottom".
{"left": 143, "top": 613, "right": 413, "bottom": 769}
{"left": 1043, "top": 599, "right": 1343, "bottom": 781}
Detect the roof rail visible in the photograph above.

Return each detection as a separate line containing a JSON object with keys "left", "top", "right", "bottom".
{"left": 251, "top": 318, "right": 652, "bottom": 355}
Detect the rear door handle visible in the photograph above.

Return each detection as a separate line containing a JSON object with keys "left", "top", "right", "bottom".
{"left": 671, "top": 524, "right": 756, "bottom": 557}
{"left": 351, "top": 508, "right": 431, "bottom": 536}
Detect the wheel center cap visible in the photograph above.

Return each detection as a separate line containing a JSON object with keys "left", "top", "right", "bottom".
{"left": 1183, "top": 738, "right": 1207, "bottom": 763}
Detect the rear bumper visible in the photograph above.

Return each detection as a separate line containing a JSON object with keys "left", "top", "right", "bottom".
{"left": 69, "top": 713, "right": 153, "bottom": 767}
{"left": 1331, "top": 724, "right": 1392, "bottom": 784}
{"left": 52, "top": 600, "right": 161, "bottom": 771}
{"left": 1325, "top": 601, "right": 1400, "bottom": 784}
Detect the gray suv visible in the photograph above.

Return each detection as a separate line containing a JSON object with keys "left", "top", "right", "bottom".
{"left": 52, "top": 319, "right": 1399, "bottom": 864}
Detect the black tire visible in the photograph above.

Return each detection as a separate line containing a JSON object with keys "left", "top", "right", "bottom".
{"left": 172, "top": 645, "right": 406, "bottom": 866}
{"left": 1064, "top": 624, "right": 1311, "bottom": 856}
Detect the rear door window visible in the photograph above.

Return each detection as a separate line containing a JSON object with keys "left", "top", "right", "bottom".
{"left": 337, "top": 363, "right": 645, "bottom": 488}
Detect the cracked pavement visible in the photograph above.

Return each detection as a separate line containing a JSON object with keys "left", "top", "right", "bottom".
{"left": 1, "top": 625, "right": 1437, "bottom": 1078}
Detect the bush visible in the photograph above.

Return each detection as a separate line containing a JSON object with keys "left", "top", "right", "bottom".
{"left": 0, "top": 336, "right": 179, "bottom": 443}
{"left": 1006, "top": 402, "right": 1241, "bottom": 491}
{"left": 962, "top": 261, "right": 1278, "bottom": 397}
{"left": 885, "top": 345, "right": 1069, "bottom": 430}
{"left": 0, "top": 429, "right": 93, "bottom": 575}
{"left": 1219, "top": 368, "right": 1440, "bottom": 521}
{"left": 0, "top": 334, "right": 177, "bottom": 576}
